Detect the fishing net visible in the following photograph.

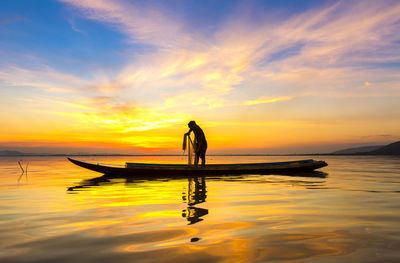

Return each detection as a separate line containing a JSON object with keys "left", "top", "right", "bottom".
{"left": 183, "top": 134, "right": 194, "bottom": 166}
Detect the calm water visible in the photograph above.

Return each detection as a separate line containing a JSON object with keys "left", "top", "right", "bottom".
{"left": 1, "top": 155, "right": 400, "bottom": 263}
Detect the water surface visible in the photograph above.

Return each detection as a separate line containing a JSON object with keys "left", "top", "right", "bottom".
{"left": 1, "top": 155, "right": 400, "bottom": 262}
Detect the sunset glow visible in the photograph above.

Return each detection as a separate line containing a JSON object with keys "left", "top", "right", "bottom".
{"left": 1, "top": 0, "right": 399, "bottom": 154}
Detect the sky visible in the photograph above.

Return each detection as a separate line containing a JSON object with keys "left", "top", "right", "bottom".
{"left": 0, "top": 0, "right": 399, "bottom": 154}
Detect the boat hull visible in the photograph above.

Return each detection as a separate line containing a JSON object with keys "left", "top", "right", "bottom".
{"left": 68, "top": 158, "right": 328, "bottom": 177}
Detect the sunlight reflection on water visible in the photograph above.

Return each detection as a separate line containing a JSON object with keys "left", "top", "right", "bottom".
{"left": 0, "top": 155, "right": 400, "bottom": 262}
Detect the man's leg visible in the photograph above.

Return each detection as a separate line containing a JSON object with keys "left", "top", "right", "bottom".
{"left": 194, "top": 153, "right": 200, "bottom": 166}
{"left": 200, "top": 150, "right": 206, "bottom": 166}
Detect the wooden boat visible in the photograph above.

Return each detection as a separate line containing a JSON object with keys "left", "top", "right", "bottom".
{"left": 68, "top": 158, "right": 327, "bottom": 177}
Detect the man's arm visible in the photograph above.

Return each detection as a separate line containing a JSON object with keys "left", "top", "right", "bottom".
{"left": 185, "top": 128, "right": 193, "bottom": 136}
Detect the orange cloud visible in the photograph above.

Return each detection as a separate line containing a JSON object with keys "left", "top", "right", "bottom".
{"left": 243, "top": 96, "right": 292, "bottom": 106}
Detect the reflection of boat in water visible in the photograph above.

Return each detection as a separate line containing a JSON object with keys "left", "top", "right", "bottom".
{"left": 67, "top": 170, "right": 327, "bottom": 192}
{"left": 67, "top": 171, "right": 327, "bottom": 225}
{"left": 68, "top": 158, "right": 327, "bottom": 177}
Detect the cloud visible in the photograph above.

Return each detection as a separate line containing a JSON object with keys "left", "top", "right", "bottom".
{"left": 60, "top": 0, "right": 400, "bottom": 104}
{"left": 66, "top": 17, "right": 86, "bottom": 34}
{"left": 242, "top": 96, "right": 292, "bottom": 106}
{"left": 34, "top": 93, "right": 188, "bottom": 132}
{"left": 0, "top": 64, "right": 188, "bottom": 135}
{"left": 0, "top": 66, "right": 88, "bottom": 93}
{"left": 60, "top": 0, "right": 193, "bottom": 48}
{"left": 214, "top": 0, "right": 400, "bottom": 97}
{"left": 1, "top": 15, "right": 28, "bottom": 24}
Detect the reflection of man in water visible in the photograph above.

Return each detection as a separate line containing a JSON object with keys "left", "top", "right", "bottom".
{"left": 182, "top": 177, "right": 208, "bottom": 225}
{"left": 185, "top": 121, "right": 207, "bottom": 166}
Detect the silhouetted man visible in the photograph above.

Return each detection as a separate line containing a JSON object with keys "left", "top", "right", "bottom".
{"left": 185, "top": 121, "right": 207, "bottom": 166}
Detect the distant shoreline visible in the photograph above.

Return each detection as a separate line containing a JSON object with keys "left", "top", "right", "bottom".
{"left": 2, "top": 141, "right": 399, "bottom": 157}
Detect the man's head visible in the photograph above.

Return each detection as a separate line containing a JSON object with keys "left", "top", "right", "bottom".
{"left": 188, "top": 120, "right": 196, "bottom": 129}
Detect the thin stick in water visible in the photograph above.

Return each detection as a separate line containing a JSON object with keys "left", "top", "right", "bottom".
{"left": 25, "top": 162, "right": 29, "bottom": 178}
{"left": 18, "top": 161, "right": 24, "bottom": 173}
{"left": 18, "top": 172, "right": 23, "bottom": 182}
